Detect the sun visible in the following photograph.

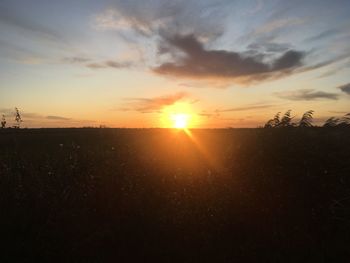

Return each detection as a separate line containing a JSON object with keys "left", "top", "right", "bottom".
{"left": 160, "top": 102, "right": 199, "bottom": 128}
{"left": 172, "top": 113, "right": 189, "bottom": 129}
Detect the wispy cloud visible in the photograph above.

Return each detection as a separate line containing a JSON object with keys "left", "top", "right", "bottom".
{"left": 217, "top": 104, "right": 276, "bottom": 112}
{"left": 46, "top": 115, "right": 71, "bottom": 121}
{"left": 63, "top": 57, "right": 91, "bottom": 64}
{"left": 93, "top": 1, "right": 227, "bottom": 39}
{"left": 118, "top": 92, "right": 189, "bottom": 113}
{"left": 0, "top": 6, "right": 63, "bottom": 42}
{"left": 253, "top": 17, "right": 305, "bottom": 36}
{"left": 198, "top": 103, "right": 276, "bottom": 120}
{"left": 275, "top": 89, "right": 339, "bottom": 101}
{"left": 86, "top": 60, "right": 133, "bottom": 69}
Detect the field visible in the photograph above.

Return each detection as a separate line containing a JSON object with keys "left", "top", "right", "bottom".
{"left": 1, "top": 128, "right": 350, "bottom": 262}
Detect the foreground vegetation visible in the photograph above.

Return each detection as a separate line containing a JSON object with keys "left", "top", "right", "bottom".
{"left": 264, "top": 110, "right": 350, "bottom": 128}
{"left": 1, "top": 128, "right": 350, "bottom": 262}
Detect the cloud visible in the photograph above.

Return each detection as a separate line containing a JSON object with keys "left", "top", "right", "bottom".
{"left": 118, "top": 92, "right": 189, "bottom": 113}
{"left": 338, "top": 83, "right": 350, "bottom": 95}
{"left": 93, "top": 1, "right": 227, "bottom": 39}
{"left": 247, "top": 42, "right": 292, "bottom": 53}
{"left": 87, "top": 60, "right": 133, "bottom": 69}
{"left": 0, "top": 6, "right": 62, "bottom": 42}
{"left": 46, "top": 115, "right": 71, "bottom": 121}
{"left": 153, "top": 34, "right": 305, "bottom": 83}
{"left": 91, "top": 1, "right": 348, "bottom": 87}
{"left": 199, "top": 112, "right": 220, "bottom": 118}
{"left": 62, "top": 56, "right": 134, "bottom": 69}
{"left": 275, "top": 89, "right": 339, "bottom": 101}
{"left": 198, "top": 103, "right": 276, "bottom": 120}
{"left": 253, "top": 18, "right": 305, "bottom": 36}
{"left": 317, "top": 59, "right": 350, "bottom": 78}
{"left": 63, "top": 57, "right": 91, "bottom": 64}
{"left": 305, "top": 29, "right": 341, "bottom": 43}
{"left": 217, "top": 104, "right": 276, "bottom": 112}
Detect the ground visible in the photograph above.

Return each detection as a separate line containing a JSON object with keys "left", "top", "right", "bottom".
{"left": 0, "top": 128, "right": 350, "bottom": 262}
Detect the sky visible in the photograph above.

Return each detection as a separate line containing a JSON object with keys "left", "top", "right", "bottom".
{"left": 0, "top": 0, "right": 349, "bottom": 128}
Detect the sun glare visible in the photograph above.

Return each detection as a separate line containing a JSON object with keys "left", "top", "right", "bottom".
{"left": 172, "top": 113, "right": 189, "bottom": 129}
{"left": 160, "top": 102, "right": 199, "bottom": 128}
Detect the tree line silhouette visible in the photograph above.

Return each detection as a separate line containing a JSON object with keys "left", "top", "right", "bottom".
{"left": 264, "top": 110, "right": 350, "bottom": 128}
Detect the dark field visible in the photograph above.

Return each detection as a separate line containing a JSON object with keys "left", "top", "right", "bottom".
{"left": 1, "top": 128, "right": 350, "bottom": 262}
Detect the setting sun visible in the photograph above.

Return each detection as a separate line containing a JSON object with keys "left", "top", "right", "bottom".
{"left": 172, "top": 113, "right": 189, "bottom": 129}
{"left": 160, "top": 102, "right": 199, "bottom": 128}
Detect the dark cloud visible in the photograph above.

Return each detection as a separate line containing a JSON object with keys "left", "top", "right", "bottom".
{"left": 46, "top": 115, "right": 71, "bottom": 121}
{"left": 338, "top": 83, "right": 350, "bottom": 95}
{"left": 119, "top": 92, "right": 189, "bottom": 113}
{"left": 276, "top": 89, "right": 339, "bottom": 101}
{"left": 153, "top": 34, "right": 305, "bottom": 83}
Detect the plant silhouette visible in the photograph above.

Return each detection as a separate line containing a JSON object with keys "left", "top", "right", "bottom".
{"left": 1, "top": 115, "right": 6, "bottom": 129}
{"left": 14, "top": 107, "right": 22, "bottom": 128}
{"left": 265, "top": 110, "right": 350, "bottom": 128}
{"left": 279, "top": 110, "right": 294, "bottom": 127}
{"left": 299, "top": 110, "right": 314, "bottom": 127}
